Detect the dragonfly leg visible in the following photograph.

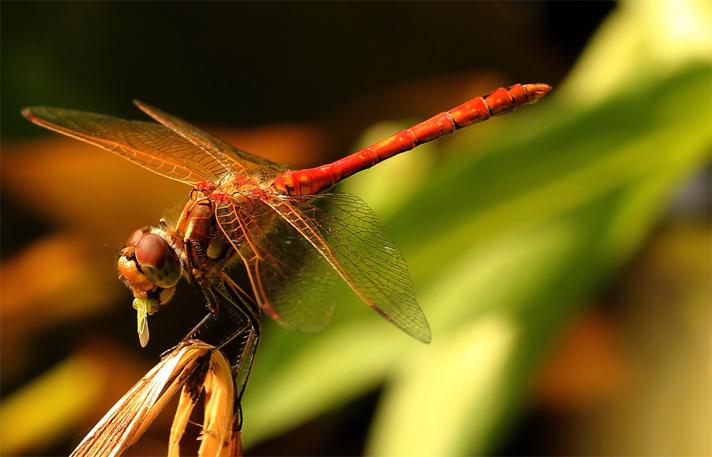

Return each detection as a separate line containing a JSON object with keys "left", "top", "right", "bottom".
{"left": 157, "top": 312, "right": 216, "bottom": 359}
{"left": 230, "top": 326, "right": 259, "bottom": 402}
{"left": 217, "top": 323, "right": 259, "bottom": 430}
{"left": 178, "top": 274, "right": 259, "bottom": 350}
{"left": 168, "top": 265, "right": 261, "bottom": 426}
{"left": 209, "top": 275, "right": 261, "bottom": 429}
{"left": 158, "top": 277, "right": 221, "bottom": 359}
{"left": 183, "top": 311, "right": 218, "bottom": 340}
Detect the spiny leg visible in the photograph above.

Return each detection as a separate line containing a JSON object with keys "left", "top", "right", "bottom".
{"left": 203, "top": 279, "right": 260, "bottom": 430}
{"left": 160, "top": 273, "right": 222, "bottom": 359}
{"left": 219, "top": 324, "right": 259, "bottom": 430}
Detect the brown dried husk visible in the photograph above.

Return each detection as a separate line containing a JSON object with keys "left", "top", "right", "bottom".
{"left": 71, "top": 340, "right": 241, "bottom": 457}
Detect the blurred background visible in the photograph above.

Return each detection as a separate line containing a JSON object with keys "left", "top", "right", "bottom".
{"left": 1, "top": 1, "right": 710, "bottom": 456}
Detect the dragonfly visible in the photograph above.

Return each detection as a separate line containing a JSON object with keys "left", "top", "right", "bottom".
{"left": 22, "top": 82, "right": 550, "bottom": 410}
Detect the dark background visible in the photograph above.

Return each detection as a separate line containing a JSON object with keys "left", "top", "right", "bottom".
{"left": 3, "top": 2, "right": 611, "bottom": 135}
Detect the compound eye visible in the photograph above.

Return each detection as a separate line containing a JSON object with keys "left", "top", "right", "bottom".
{"left": 126, "top": 226, "right": 151, "bottom": 247}
{"left": 135, "top": 234, "right": 181, "bottom": 288}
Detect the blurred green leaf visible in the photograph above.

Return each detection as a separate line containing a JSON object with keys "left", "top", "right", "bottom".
{"left": 560, "top": 0, "right": 711, "bottom": 105}
{"left": 241, "top": 1, "right": 711, "bottom": 453}
{"left": 0, "top": 354, "right": 104, "bottom": 455}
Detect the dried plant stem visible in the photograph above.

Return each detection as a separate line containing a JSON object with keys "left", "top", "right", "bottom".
{"left": 71, "top": 341, "right": 241, "bottom": 457}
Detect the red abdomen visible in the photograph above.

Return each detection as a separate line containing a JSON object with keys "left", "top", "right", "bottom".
{"left": 273, "top": 83, "right": 551, "bottom": 196}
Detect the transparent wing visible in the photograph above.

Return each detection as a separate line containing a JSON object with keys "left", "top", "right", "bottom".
{"left": 217, "top": 192, "right": 431, "bottom": 342}
{"left": 134, "top": 100, "right": 287, "bottom": 177}
{"left": 266, "top": 193, "right": 431, "bottom": 342}
{"left": 214, "top": 196, "right": 337, "bottom": 333}
{"left": 22, "top": 107, "right": 220, "bottom": 186}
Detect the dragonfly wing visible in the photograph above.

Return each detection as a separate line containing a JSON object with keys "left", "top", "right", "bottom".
{"left": 214, "top": 196, "right": 337, "bottom": 333}
{"left": 22, "top": 107, "right": 219, "bottom": 186}
{"left": 134, "top": 100, "right": 288, "bottom": 176}
{"left": 265, "top": 193, "right": 431, "bottom": 343}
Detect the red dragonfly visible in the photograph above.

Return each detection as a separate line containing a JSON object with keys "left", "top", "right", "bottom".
{"left": 23, "top": 82, "right": 550, "bottom": 405}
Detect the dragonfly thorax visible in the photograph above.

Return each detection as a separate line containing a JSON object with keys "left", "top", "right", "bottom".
{"left": 176, "top": 192, "right": 235, "bottom": 265}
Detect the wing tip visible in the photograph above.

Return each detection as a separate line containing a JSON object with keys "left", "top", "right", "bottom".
{"left": 412, "top": 323, "right": 432, "bottom": 344}
{"left": 372, "top": 305, "right": 432, "bottom": 344}
{"left": 21, "top": 106, "right": 66, "bottom": 125}
{"left": 401, "top": 311, "right": 432, "bottom": 343}
{"left": 133, "top": 99, "right": 166, "bottom": 120}
{"left": 20, "top": 107, "right": 36, "bottom": 122}
{"left": 133, "top": 99, "right": 151, "bottom": 114}
{"left": 21, "top": 107, "right": 54, "bottom": 126}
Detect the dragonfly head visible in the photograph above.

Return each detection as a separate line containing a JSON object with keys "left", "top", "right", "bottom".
{"left": 117, "top": 226, "right": 183, "bottom": 347}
